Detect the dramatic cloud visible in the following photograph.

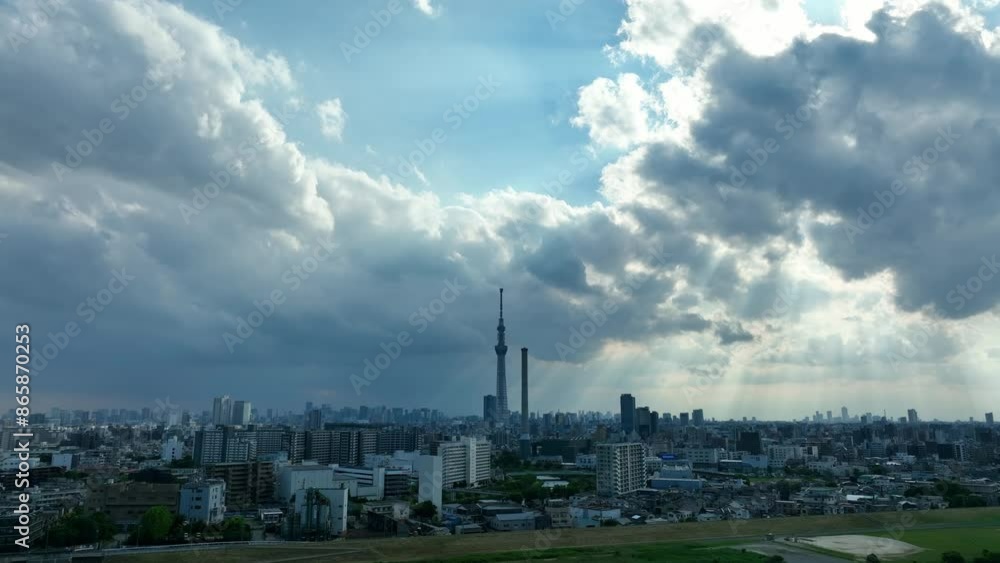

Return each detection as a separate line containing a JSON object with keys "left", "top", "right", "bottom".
{"left": 2, "top": 0, "right": 998, "bottom": 418}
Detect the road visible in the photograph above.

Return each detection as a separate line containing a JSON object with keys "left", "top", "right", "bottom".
{"left": 739, "top": 542, "right": 845, "bottom": 563}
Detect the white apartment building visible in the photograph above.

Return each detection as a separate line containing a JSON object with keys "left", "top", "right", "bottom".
{"left": 767, "top": 445, "right": 803, "bottom": 469}
{"left": 161, "top": 436, "right": 184, "bottom": 462}
{"left": 596, "top": 442, "right": 646, "bottom": 497}
{"left": 179, "top": 479, "right": 226, "bottom": 524}
{"left": 432, "top": 437, "right": 491, "bottom": 487}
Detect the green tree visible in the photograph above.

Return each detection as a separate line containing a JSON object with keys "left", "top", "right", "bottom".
{"left": 138, "top": 506, "right": 173, "bottom": 544}
{"left": 168, "top": 455, "right": 196, "bottom": 468}
{"left": 941, "top": 552, "right": 966, "bottom": 563}
{"left": 866, "top": 554, "right": 881, "bottom": 563}
{"left": 221, "top": 517, "right": 249, "bottom": 541}
{"left": 412, "top": 500, "right": 437, "bottom": 520}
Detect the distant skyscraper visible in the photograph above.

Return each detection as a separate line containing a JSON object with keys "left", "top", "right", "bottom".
{"left": 692, "top": 409, "right": 704, "bottom": 427}
{"left": 636, "top": 406, "right": 651, "bottom": 438}
{"left": 212, "top": 396, "right": 232, "bottom": 426}
{"left": 841, "top": 406, "right": 849, "bottom": 421}
{"left": 826, "top": 410, "right": 833, "bottom": 422}
{"left": 620, "top": 394, "right": 636, "bottom": 434}
{"left": 907, "top": 409, "right": 919, "bottom": 423}
{"left": 987, "top": 412, "right": 994, "bottom": 425}
{"left": 495, "top": 288, "right": 509, "bottom": 418}
{"left": 231, "top": 400, "right": 251, "bottom": 426}
{"left": 679, "top": 412, "right": 689, "bottom": 426}
{"left": 483, "top": 395, "right": 497, "bottom": 425}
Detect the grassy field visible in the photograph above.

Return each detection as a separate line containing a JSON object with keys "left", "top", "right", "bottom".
{"left": 410, "top": 543, "right": 773, "bottom": 562}
{"left": 867, "top": 526, "right": 1000, "bottom": 562}
{"left": 109, "top": 507, "right": 1000, "bottom": 563}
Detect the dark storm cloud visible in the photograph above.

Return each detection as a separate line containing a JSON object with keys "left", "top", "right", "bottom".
{"left": 637, "top": 6, "right": 1000, "bottom": 319}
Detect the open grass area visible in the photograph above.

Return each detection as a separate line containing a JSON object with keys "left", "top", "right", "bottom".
{"left": 411, "top": 543, "right": 773, "bottom": 562}
{"left": 109, "top": 507, "right": 1000, "bottom": 563}
{"left": 867, "top": 526, "right": 1000, "bottom": 562}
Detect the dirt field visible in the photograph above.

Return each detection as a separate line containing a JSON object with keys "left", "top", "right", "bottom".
{"left": 800, "top": 534, "right": 923, "bottom": 557}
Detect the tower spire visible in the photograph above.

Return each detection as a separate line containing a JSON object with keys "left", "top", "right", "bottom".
{"left": 495, "top": 287, "right": 509, "bottom": 418}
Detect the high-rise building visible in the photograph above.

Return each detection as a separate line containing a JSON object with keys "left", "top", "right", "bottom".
{"left": 987, "top": 412, "right": 994, "bottom": 425}
{"left": 679, "top": 412, "right": 689, "bottom": 426}
{"left": 194, "top": 429, "right": 226, "bottom": 465}
{"left": 596, "top": 442, "right": 645, "bottom": 497}
{"left": 826, "top": 410, "right": 833, "bottom": 422}
{"left": 737, "top": 431, "right": 762, "bottom": 455}
{"left": 495, "top": 288, "right": 509, "bottom": 418}
{"left": 305, "top": 409, "right": 322, "bottom": 430}
{"left": 212, "top": 396, "right": 232, "bottom": 426}
{"left": 907, "top": 409, "right": 919, "bottom": 424}
{"left": 430, "top": 437, "right": 491, "bottom": 487}
{"left": 841, "top": 406, "right": 849, "bottom": 421}
{"left": 620, "top": 394, "right": 636, "bottom": 434}
{"left": 231, "top": 400, "right": 251, "bottom": 426}
{"left": 483, "top": 395, "right": 497, "bottom": 425}
{"left": 692, "top": 409, "right": 704, "bottom": 427}
{"left": 636, "top": 406, "right": 651, "bottom": 438}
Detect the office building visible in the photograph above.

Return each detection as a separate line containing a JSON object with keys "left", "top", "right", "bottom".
{"left": 907, "top": 409, "right": 919, "bottom": 424}
{"left": 737, "top": 431, "right": 762, "bottom": 455}
{"left": 679, "top": 412, "right": 689, "bottom": 426}
{"left": 212, "top": 396, "right": 232, "bottom": 426}
{"left": 692, "top": 409, "right": 704, "bottom": 427}
{"left": 987, "top": 412, "right": 994, "bottom": 425}
{"left": 204, "top": 461, "right": 274, "bottom": 510}
{"left": 841, "top": 406, "right": 849, "bottom": 421}
{"left": 620, "top": 394, "right": 636, "bottom": 434}
{"left": 636, "top": 406, "right": 651, "bottom": 438}
{"left": 596, "top": 442, "right": 645, "bottom": 497}
{"left": 231, "top": 400, "right": 251, "bottom": 426}
{"left": 483, "top": 394, "right": 497, "bottom": 425}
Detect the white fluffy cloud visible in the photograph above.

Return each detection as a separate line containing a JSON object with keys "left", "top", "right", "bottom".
{"left": 316, "top": 98, "right": 347, "bottom": 141}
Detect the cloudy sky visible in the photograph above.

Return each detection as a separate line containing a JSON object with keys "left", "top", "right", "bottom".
{"left": 3, "top": 0, "right": 1000, "bottom": 421}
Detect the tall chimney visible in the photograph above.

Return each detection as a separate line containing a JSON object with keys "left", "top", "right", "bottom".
{"left": 521, "top": 347, "right": 528, "bottom": 434}
{"left": 520, "top": 347, "right": 530, "bottom": 459}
